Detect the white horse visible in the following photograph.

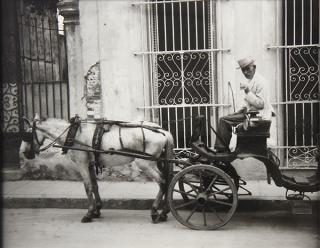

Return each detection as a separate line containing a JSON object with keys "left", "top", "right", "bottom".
{"left": 20, "top": 114, "right": 174, "bottom": 223}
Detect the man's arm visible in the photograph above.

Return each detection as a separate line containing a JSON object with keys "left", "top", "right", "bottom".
{"left": 243, "top": 84, "right": 265, "bottom": 110}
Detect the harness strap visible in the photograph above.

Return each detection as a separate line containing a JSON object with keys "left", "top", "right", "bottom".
{"left": 118, "top": 122, "right": 147, "bottom": 154}
{"left": 62, "top": 115, "right": 81, "bottom": 154}
{"left": 119, "top": 126, "right": 124, "bottom": 150}
{"left": 92, "top": 121, "right": 110, "bottom": 174}
{"left": 140, "top": 121, "right": 146, "bottom": 153}
{"left": 117, "top": 123, "right": 165, "bottom": 136}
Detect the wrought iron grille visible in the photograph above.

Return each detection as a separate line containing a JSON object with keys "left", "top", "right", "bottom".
{"left": 268, "top": 0, "right": 319, "bottom": 168}
{"left": 156, "top": 52, "right": 211, "bottom": 105}
{"left": 17, "top": 5, "right": 69, "bottom": 120}
{"left": 134, "top": 0, "right": 229, "bottom": 149}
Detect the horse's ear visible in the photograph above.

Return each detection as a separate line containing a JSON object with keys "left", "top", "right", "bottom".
{"left": 34, "top": 113, "right": 40, "bottom": 122}
{"left": 21, "top": 117, "right": 32, "bottom": 127}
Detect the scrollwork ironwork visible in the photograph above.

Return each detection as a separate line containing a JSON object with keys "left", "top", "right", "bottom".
{"left": 2, "top": 81, "right": 20, "bottom": 133}
{"left": 287, "top": 147, "right": 318, "bottom": 167}
{"left": 156, "top": 51, "right": 211, "bottom": 105}
{"left": 289, "top": 47, "right": 319, "bottom": 101}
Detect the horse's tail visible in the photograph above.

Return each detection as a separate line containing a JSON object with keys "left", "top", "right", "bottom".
{"left": 161, "top": 131, "right": 175, "bottom": 185}
{"left": 164, "top": 131, "right": 174, "bottom": 160}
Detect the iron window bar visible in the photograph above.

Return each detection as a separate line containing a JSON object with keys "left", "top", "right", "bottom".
{"left": 137, "top": 103, "right": 231, "bottom": 109}
{"left": 271, "top": 100, "right": 319, "bottom": 105}
{"left": 132, "top": 0, "right": 212, "bottom": 6}
{"left": 134, "top": 48, "right": 230, "bottom": 56}
{"left": 266, "top": 44, "right": 320, "bottom": 50}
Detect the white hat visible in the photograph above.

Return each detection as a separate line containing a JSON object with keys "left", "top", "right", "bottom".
{"left": 237, "top": 57, "right": 255, "bottom": 69}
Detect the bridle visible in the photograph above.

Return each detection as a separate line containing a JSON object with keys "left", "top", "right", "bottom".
{"left": 21, "top": 118, "right": 75, "bottom": 158}
{"left": 21, "top": 120, "right": 43, "bottom": 158}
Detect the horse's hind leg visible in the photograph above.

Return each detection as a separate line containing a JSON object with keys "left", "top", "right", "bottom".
{"left": 151, "top": 184, "right": 166, "bottom": 223}
{"left": 134, "top": 159, "right": 166, "bottom": 223}
{"left": 157, "top": 161, "right": 173, "bottom": 222}
{"left": 89, "top": 163, "right": 102, "bottom": 218}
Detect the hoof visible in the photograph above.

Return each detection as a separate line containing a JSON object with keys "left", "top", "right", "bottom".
{"left": 159, "top": 213, "right": 168, "bottom": 222}
{"left": 151, "top": 213, "right": 160, "bottom": 224}
{"left": 92, "top": 211, "right": 101, "bottom": 218}
{"left": 81, "top": 216, "right": 92, "bottom": 223}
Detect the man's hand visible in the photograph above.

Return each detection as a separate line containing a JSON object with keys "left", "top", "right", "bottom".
{"left": 240, "top": 82, "right": 249, "bottom": 93}
{"left": 240, "top": 81, "right": 248, "bottom": 90}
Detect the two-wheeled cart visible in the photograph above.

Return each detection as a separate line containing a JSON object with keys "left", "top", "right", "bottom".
{"left": 167, "top": 112, "right": 320, "bottom": 230}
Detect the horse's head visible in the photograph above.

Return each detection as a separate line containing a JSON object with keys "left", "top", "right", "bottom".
{"left": 21, "top": 113, "right": 45, "bottom": 159}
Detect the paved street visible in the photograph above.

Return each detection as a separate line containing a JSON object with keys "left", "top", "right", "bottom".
{"left": 2, "top": 209, "right": 319, "bottom": 248}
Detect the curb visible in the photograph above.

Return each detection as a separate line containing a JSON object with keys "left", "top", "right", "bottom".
{"left": 3, "top": 197, "right": 320, "bottom": 213}
{"left": 2, "top": 168, "right": 23, "bottom": 181}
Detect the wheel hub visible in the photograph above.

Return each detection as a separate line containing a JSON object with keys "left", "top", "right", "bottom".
{"left": 196, "top": 193, "right": 208, "bottom": 206}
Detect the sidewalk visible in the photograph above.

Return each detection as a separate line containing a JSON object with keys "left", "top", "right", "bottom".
{"left": 3, "top": 180, "right": 320, "bottom": 210}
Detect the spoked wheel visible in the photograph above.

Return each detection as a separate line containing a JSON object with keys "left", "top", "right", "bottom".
{"left": 168, "top": 164, "right": 238, "bottom": 230}
{"left": 178, "top": 162, "right": 240, "bottom": 202}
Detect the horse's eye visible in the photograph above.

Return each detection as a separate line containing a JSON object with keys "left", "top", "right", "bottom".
{"left": 21, "top": 132, "right": 33, "bottom": 142}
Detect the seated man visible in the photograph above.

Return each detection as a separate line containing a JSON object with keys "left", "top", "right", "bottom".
{"left": 214, "top": 57, "right": 275, "bottom": 152}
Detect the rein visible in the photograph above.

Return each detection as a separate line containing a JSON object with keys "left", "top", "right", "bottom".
{"left": 37, "top": 125, "right": 72, "bottom": 152}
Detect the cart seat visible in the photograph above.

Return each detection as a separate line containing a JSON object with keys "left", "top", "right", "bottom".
{"left": 235, "top": 119, "right": 271, "bottom": 156}
{"left": 191, "top": 140, "right": 236, "bottom": 162}
{"left": 236, "top": 118, "right": 271, "bottom": 138}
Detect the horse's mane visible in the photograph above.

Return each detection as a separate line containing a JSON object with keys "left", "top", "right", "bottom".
{"left": 41, "top": 118, "right": 69, "bottom": 126}
{"left": 37, "top": 118, "right": 71, "bottom": 138}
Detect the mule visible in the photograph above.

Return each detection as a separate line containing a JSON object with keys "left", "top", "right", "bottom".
{"left": 20, "top": 114, "right": 174, "bottom": 223}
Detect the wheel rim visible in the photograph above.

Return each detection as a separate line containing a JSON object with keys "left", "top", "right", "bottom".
{"left": 168, "top": 164, "right": 238, "bottom": 230}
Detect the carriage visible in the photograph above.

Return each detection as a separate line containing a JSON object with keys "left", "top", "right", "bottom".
{"left": 21, "top": 112, "right": 320, "bottom": 230}
{"left": 167, "top": 112, "right": 320, "bottom": 230}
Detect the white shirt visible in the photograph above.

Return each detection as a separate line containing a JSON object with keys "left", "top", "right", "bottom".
{"left": 242, "top": 72, "right": 275, "bottom": 120}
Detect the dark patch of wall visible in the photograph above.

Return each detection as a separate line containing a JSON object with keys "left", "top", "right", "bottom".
{"left": 1, "top": 1, "right": 23, "bottom": 168}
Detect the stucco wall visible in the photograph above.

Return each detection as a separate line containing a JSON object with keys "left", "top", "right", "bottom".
{"left": 78, "top": 0, "right": 279, "bottom": 123}
{"left": 79, "top": 0, "right": 146, "bottom": 121}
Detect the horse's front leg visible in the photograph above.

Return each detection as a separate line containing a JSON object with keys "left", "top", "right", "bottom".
{"left": 89, "top": 163, "right": 102, "bottom": 218}
{"left": 79, "top": 166, "right": 95, "bottom": 223}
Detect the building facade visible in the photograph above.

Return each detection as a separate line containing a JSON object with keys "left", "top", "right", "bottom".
{"left": 58, "top": 0, "right": 319, "bottom": 169}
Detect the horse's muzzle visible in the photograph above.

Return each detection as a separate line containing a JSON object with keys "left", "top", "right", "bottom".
{"left": 23, "top": 151, "right": 35, "bottom": 159}
{"left": 21, "top": 132, "right": 33, "bottom": 142}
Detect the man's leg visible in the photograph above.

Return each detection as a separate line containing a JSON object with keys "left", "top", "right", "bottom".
{"left": 214, "top": 112, "right": 246, "bottom": 151}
